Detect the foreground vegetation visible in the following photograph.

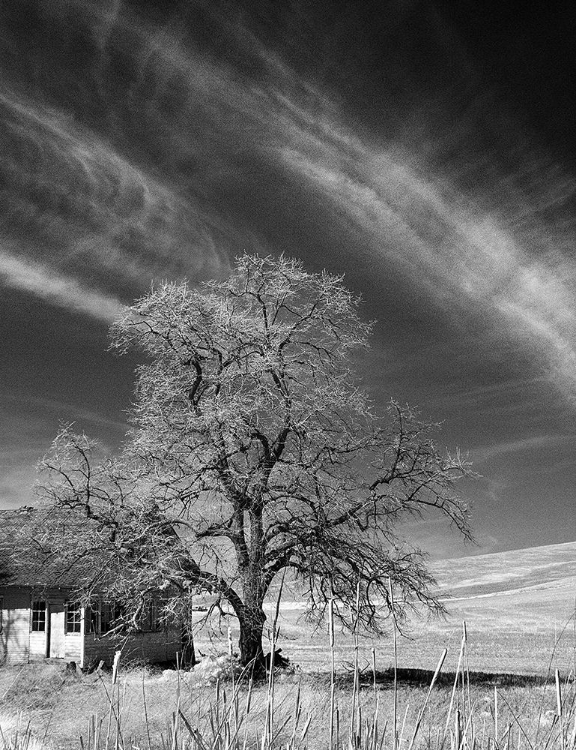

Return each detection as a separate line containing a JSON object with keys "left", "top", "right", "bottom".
{"left": 0, "top": 628, "right": 574, "bottom": 750}
{"left": 2, "top": 543, "right": 574, "bottom": 749}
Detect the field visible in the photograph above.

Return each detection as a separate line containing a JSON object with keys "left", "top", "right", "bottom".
{"left": 198, "top": 540, "right": 576, "bottom": 676}
{"left": 0, "top": 541, "right": 574, "bottom": 749}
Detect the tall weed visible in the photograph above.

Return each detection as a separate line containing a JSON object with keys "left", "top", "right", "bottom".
{"left": 0, "top": 620, "right": 574, "bottom": 750}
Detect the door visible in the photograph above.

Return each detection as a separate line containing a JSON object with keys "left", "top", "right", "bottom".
{"left": 29, "top": 599, "right": 48, "bottom": 658}
{"left": 48, "top": 601, "right": 65, "bottom": 659}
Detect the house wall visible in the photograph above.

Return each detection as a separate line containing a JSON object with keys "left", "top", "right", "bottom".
{"left": 0, "top": 587, "right": 31, "bottom": 664}
{"left": 47, "top": 600, "right": 66, "bottom": 659}
{"left": 64, "top": 633, "right": 83, "bottom": 663}
{"left": 27, "top": 592, "right": 84, "bottom": 663}
{"left": 83, "top": 629, "right": 182, "bottom": 668}
{"left": 0, "top": 586, "right": 182, "bottom": 668}
{"left": 28, "top": 629, "right": 47, "bottom": 659}
{"left": 2, "top": 588, "right": 84, "bottom": 665}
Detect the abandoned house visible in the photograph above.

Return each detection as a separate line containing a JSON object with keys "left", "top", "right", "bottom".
{"left": 0, "top": 507, "right": 182, "bottom": 668}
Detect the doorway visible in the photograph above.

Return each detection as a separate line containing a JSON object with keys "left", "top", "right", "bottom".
{"left": 47, "top": 601, "right": 65, "bottom": 659}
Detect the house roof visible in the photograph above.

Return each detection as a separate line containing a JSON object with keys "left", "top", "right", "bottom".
{"left": 0, "top": 507, "right": 110, "bottom": 590}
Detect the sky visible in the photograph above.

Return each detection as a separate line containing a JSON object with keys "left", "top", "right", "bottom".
{"left": 0, "top": 0, "right": 575, "bottom": 559}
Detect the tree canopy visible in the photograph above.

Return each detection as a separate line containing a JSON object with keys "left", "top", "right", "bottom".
{"left": 37, "top": 254, "right": 473, "bottom": 668}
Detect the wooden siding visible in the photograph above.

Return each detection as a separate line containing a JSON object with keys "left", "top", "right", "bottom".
{"left": 0, "top": 588, "right": 31, "bottom": 664}
{"left": 0, "top": 586, "right": 181, "bottom": 668}
{"left": 83, "top": 629, "right": 182, "bottom": 668}
{"left": 64, "top": 633, "right": 83, "bottom": 663}
{"left": 48, "top": 601, "right": 66, "bottom": 659}
{"left": 29, "top": 630, "right": 47, "bottom": 659}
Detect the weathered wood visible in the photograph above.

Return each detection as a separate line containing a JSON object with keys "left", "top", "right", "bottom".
{"left": 0, "top": 585, "right": 182, "bottom": 668}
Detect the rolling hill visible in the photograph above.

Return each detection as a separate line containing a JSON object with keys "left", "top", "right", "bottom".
{"left": 292, "top": 540, "right": 576, "bottom": 674}
{"left": 433, "top": 540, "right": 576, "bottom": 601}
{"left": 429, "top": 541, "right": 576, "bottom": 637}
{"left": 393, "top": 540, "right": 576, "bottom": 674}
{"left": 197, "top": 541, "right": 576, "bottom": 675}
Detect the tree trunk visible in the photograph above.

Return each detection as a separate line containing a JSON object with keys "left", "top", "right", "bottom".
{"left": 179, "top": 598, "right": 197, "bottom": 668}
{"left": 180, "top": 621, "right": 197, "bottom": 668}
{"left": 238, "top": 604, "right": 266, "bottom": 674}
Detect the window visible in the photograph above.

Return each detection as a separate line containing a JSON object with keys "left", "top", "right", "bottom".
{"left": 87, "top": 605, "right": 98, "bottom": 634}
{"left": 140, "top": 600, "right": 163, "bottom": 632}
{"left": 149, "top": 600, "right": 163, "bottom": 632}
{"left": 65, "top": 602, "right": 82, "bottom": 633}
{"left": 99, "top": 601, "right": 123, "bottom": 634}
{"left": 31, "top": 601, "right": 46, "bottom": 632}
{"left": 87, "top": 600, "right": 133, "bottom": 635}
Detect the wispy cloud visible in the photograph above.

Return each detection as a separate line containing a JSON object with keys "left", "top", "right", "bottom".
{"left": 0, "top": 464, "right": 37, "bottom": 507}
{"left": 399, "top": 515, "right": 492, "bottom": 560}
{"left": 0, "top": 397, "right": 127, "bottom": 508}
{"left": 0, "top": 84, "right": 233, "bottom": 308}
{"left": 3, "top": 393, "right": 130, "bottom": 433}
{"left": 2, "top": 0, "right": 576, "bottom": 402}
{"left": 270, "top": 87, "right": 576, "bottom": 400}
{"left": 0, "top": 248, "right": 125, "bottom": 321}
{"left": 471, "top": 434, "right": 569, "bottom": 464}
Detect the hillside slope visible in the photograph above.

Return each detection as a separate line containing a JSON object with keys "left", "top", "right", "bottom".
{"left": 432, "top": 540, "right": 576, "bottom": 600}
{"left": 198, "top": 541, "right": 576, "bottom": 674}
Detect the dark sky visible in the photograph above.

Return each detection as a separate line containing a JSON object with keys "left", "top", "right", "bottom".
{"left": 1, "top": 0, "right": 575, "bottom": 558}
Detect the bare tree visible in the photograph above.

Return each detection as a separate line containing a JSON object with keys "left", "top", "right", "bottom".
{"left": 37, "top": 254, "right": 473, "bottom": 670}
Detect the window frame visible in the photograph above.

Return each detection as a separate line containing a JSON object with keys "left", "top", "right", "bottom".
{"left": 99, "top": 601, "right": 123, "bottom": 635}
{"left": 139, "top": 600, "right": 164, "bottom": 633}
{"left": 31, "top": 600, "right": 47, "bottom": 632}
{"left": 86, "top": 599, "right": 165, "bottom": 635}
{"left": 64, "top": 601, "right": 82, "bottom": 634}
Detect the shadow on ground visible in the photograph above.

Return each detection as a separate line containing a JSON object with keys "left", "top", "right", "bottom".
{"left": 339, "top": 667, "right": 562, "bottom": 688}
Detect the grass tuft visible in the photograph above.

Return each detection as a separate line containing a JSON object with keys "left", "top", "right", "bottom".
{"left": 0, "top": 625, "right": 574, "bottom": 750}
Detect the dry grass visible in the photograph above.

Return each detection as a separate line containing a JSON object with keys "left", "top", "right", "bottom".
{"left": 0, "top": 626, "right": 574, "bottom": 750}
{"left": 1, "top": 547, "right": 575, "bottom": 749}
